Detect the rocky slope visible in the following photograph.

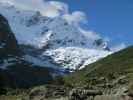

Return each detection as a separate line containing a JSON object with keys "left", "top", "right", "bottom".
{"left": 64, "top": 46, "right": 133, "bottom": 94}
{"left": 0, "top": 2, "right": 111, "bottom": 70}
{"left": 0, "top": 14, "right": 18, "bottom": 57}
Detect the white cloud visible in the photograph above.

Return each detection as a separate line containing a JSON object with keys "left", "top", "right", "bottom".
{"left": 0, "top": 0, "right": 85, "bottom": 22}
{"left": 0, "top": 0, "right": 104, "bottom": 43}
{"left": 111, "top": 43, "right": 126, "bottom": 52}
{"left": 0, "top": 0, "right": 88, "bottom": 28}
{"left": 42, "top": 1, "right": 68, "bottom": 17}
{"left": 0, "top": 0, "right": 14, "bottom": 5}
{"left": 79, "top": 28, "right": 101, "bottom": 40}
{"left": 4, "top": 0, "right": 45, "bottom": 10}
{"left": 63, "top": 11, "right": 87, "bottom": 25}
{"left": 0, "top": 0, "right": 68, "bottom": 18}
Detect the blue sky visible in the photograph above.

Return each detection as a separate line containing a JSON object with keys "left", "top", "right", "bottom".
{"left": 2, "top": 0, "right": 133, "bottom": 47}
{"left": 53, "top": 0, "right": 133, "bottom": 47}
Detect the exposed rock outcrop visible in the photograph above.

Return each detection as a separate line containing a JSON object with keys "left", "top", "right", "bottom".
{"left": 29, "top": 85, "right": 68, "bottom": 100}
{"left": 0, "top": 14, "right": 18, "bottom": 57}
{"left": 69, "top": 88, "right": 102, "bottom": 100}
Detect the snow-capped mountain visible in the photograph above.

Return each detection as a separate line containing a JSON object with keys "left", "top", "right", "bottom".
{"left": 0, "top": 2, "right": 112, "bottom": 70}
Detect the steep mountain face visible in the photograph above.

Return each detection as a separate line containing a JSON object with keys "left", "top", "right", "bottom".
{"left": 0, "top": 14, "right": 62, "bottom": 89}
{"left": 0, "top": 14, "right": 18, "bottom": 57}
{"left": 0, "top": 14, "right": 19, "bottom": 69}
{"left": 0, "top": 2, "right": 111, "bottom": 70}
{"left": 64, "top": 46, "right": 133, "bottom": 94}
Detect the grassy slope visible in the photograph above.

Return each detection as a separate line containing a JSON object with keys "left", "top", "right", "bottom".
{"left": 64, "top": 46, "right": 133, "bottom": 87}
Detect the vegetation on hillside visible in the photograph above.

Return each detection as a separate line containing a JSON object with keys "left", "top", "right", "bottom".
{"left": 64, "top": 46, "right": 133, "bottom": 89}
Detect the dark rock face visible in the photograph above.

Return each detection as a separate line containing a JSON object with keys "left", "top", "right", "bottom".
{"left": 0, "top": 14, "right": 54, "bottom": 90}
{"left": 0, "top": 14, "right": 18, "bottom": 57}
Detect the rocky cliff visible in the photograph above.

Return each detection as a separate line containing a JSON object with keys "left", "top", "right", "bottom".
{"left": 0, "top": 14, "right": 18, "bottom": 57}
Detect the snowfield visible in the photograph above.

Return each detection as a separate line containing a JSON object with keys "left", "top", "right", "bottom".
{"left": 44, "top": 47, "right": 111, "bottom": 70}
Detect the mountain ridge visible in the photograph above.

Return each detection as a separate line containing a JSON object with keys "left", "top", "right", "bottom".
{"left": 0, "top": 2, "right": 111, "bottom": 70}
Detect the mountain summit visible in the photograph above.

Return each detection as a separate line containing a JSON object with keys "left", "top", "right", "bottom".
{"left": 0, "top": 2, "right": 111, "bottom": 70}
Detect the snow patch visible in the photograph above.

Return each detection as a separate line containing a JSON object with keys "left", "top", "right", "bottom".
{"left": 44, "top": 47, "right": 112, "bottom": 70}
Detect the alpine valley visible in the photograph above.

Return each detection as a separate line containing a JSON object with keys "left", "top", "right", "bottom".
{"left": 0, "top": 1, "right": 133, "bottom": 100}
